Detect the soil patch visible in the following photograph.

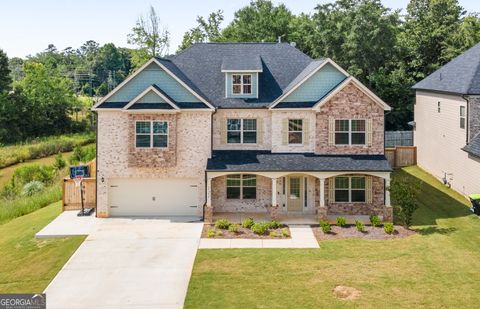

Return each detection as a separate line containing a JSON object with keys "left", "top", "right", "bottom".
{"left": 333, "top": 285, "right": 361, "bottom": 300}
{"left": 313, "top": 224, "right": 415, "bottom": 241}
{"left": 202, "top": 224, "right": 291, "bottom": 239}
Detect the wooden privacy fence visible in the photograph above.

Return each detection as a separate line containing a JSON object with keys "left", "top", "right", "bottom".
{"left": 385, "top": 146, "right": 417, "bottom": 168}
{"left": 62, "top": 159, "right": 96, "bottom": 211}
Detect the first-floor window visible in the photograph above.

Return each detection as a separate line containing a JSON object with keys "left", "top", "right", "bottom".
{"left": 334, "top": 176, "right": 365, "bottom": 202}
{"left": 135, "top": 121, "right": 168, "bottom": 148}
{"left": 335, "top": 119, "right": 366, "bottom": 145}
{"left": 226, "top": 174, "right": 257, "bottom": 199}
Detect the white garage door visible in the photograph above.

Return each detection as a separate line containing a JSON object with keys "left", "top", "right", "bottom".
{"left": 108, "top": 178, "right": 200, "bottom": 217}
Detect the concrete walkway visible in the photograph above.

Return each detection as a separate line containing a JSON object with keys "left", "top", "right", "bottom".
{"left": 198, "top": 225, "right": 319, "bottom": 249}
{"left": 41, "top": 214, "right": 203, "bottom": 309}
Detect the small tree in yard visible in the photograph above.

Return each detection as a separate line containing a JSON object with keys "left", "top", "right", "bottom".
{"left": 389, "top": 176, "right": 420, "bottom": 228}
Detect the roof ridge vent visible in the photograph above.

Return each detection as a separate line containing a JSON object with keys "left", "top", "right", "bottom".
{"left": 290, "top": 42, "right": 296, "bottom": 47}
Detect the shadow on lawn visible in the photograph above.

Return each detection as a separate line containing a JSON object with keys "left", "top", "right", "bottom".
{"left": 393, "top": 169, "right": 472, "bottom": 227}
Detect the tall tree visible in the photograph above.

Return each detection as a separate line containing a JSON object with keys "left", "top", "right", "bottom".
{"left": 0, "top": 49, "right": 12, "bottom": 93}
{"left": 128, "top": 5, "right": 170, "bottom": 65}
{"left": 220, "top": 0, "right": 293, "bottom": 42}
{"left": 179, "top": 10, "right": 224, "bottom": 51}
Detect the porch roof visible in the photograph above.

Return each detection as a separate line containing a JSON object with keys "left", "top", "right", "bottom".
{"left": 206, "top": 150, "right": 392, "bottom": 172}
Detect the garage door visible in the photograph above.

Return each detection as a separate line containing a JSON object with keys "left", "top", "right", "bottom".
{"left": 108, "top": 178, "right": 199, "bottom": 217}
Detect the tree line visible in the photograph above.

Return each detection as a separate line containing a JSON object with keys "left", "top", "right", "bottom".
{"left": 1, "top": 0, "right": 479, "bottom": 144}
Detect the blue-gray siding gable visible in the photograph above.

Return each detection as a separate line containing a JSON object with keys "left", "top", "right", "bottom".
{"left": 106, "top": 63, "right": 201, "bottom": 103}
{"left": 282, "top": 63, "right": 346, "bottom": 103}
{"left": 225, "top": 72, "right": 258, "bottom": 99}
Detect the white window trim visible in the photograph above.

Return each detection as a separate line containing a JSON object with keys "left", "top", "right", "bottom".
{"left": 333, "top": 176, "right": 366, "bottom": 203}
{"left": 226, "top": 174, "right": 257, "bottom": 200}
{"left": 334, "top": 119, "right": 366, "bottom": 146}
{"left": 288, "top": 119, "right": 303, "bottom": 145}
{"left": 134, "top": 120, "right": 168, "bottom": 149}
{"left": 460, "top": 106, "right": 466, "bottom": 129}
{"left": 232, "top": 74, "right": 252, "bottom": 95}
{"left": 227, "top": 118, "right": 257, "bottom": 144}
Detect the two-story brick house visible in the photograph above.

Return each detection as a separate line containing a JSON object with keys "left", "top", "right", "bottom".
{"left": 92, "top": 43, "right": 392, "bottom": 222}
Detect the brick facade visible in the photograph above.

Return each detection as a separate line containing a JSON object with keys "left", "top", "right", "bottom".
{"left": 316, "top": 82, "right": 385, "bottom": 155}
{"left": 127, "top": 113, "right": 177, "bottom": 168}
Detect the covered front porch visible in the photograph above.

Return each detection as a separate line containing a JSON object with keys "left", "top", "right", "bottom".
{"left": 205, "top": 151, "right": 393, "bottom": 224}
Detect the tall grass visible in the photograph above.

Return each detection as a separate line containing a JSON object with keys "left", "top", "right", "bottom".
{"left": 0, "top": 184, "right": 61, "bottom": 225}
{"left": 0, "top": 133, "right": 95, "bottom": 168}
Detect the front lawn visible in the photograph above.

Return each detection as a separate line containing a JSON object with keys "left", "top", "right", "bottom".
{"left": 185, "top": 166, "right": 480, "bottom": 308}
{"left": 0, "top": 201, "right": 84, "bottom": 293}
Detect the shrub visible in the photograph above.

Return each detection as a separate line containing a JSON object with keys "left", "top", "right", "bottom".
{"left": 251, "top": 222, "right": 270, "bottom": 235}
{"left": 269, "top": 231, "right": 279, "bottom": 237}
{"left": 207, "top": 229, "right": 216, "bottom": 238}
{"left": 228, "top": 224, "right": 239, "bottom": 233}
{"left": 319, "top": 220, "right": 331, "bottom": 233}
{"left": 215, "top": 231, "right": 223, "bottom": 237}
{"left": 389, "top": 176, "right": 420, "bottom": 227}
{"left": 21, "top": 181, "right": 45, "bottom": 197}
{"left": 384, "top": 223, "right": 394, "bottom": 234}
{"left": 214, "top": 218, "right": 231, "bottom": 229}
{"left": 69, "top": 144, "right": 96, "bottom": 165}
{"left": 336, "top": 216, "right": 347, "bottom": 227}
{"left": 370, "top": 215, "right": 381, "bottom": 227}
{"left": 268, "top": 220, "right": 281, "bottom": 229}
{"left": 281, "top": 228, "right": 289, "bottom": 237}
{"left": 242, "top": 217, "right": 254, "bottom": 229}
{"left": 12, "top": 164, "right": 56, "bottom": 187}
{"left": 54, "top": 153, "right": 67, "bottom": 170}
{"left": 355, "top": 220, "right": 365, "bottom": 232}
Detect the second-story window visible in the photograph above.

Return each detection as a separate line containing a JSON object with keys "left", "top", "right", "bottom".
{"left": 227, "top": 118, "right": 257, "bottom": 144}
{"left": 135, "top": 121, "right": 168, "bottom": 148}
{"left": 232, "top": 74, "right": 252, "bottom": 95}
{"left": 460, "top": 106, "right": 466, "bottom": 129}
{"left": 335, "top": 119, "right": 366, "bottom": 145}
{"left": 288, "top": 119, "right": 303, "bottom": 144}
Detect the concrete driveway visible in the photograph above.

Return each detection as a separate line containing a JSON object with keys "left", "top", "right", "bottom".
{"left": 44, "top": 217, "right": 203, "bottom": 309}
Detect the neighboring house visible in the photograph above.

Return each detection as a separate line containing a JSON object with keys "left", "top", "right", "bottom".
{"left": 92, "top": 42, "right": 392, "bottom": 222}
{"left": 413, "top": 42, "right": 480, "bottom": 196}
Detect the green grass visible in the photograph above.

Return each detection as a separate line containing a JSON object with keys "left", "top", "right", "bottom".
{"left": 185, "top": 166, "right": 480, "bottom": 308}
{"left": 0, "top": 201, "right": 84, "bottom": 293}
{"left": 0, "top": 133, "right": 95, "bottom": 168}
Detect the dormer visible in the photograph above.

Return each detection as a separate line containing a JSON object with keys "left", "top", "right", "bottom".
{"left": 222, "top": 55, "right": 262, "bottom": 99}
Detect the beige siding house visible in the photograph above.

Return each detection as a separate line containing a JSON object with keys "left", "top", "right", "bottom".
{"left": 413, "top": 43, "right": 480, "bottom": 197}
{"left": 92, "top": 43, "right": 393, "bottom": 222}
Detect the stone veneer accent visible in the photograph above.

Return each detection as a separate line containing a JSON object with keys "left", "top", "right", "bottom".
{"left": 96, "top": 111, "right": 211, "bottom": 217}
{"left": 315, "top": 175, "right": 386, "bottom": 217}
{"left": 316, "top": 82, "right": 385, "bottom": 155}
{"left": 127, "top": 113, "right": 176, "bottom": 168}
{"left": 468, "top": 96, "right": 480, "bottom": 141}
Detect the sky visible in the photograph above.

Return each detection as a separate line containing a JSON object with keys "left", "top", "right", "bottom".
{"left": 0, "top": 0, "right": 479, "bottom": 58}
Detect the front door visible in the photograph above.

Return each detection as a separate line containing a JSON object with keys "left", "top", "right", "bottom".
{"left": 287, "top": 176, "right": 303, "bottom": 212}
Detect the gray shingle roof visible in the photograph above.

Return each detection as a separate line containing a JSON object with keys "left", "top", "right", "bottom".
{"left": 221, "top": 55, "right": 263, "bottom": 72}
{"left": 166, "top": 43, "right": 313, "bottom": 108}
{"left": 206, "top": 150, "right": 392, "bottom": 172}
{"left": 463, "top": 135, "right": 480, "bottom": 157}
{"left": 412, "top": 43, "right": 480, "bottom": 95}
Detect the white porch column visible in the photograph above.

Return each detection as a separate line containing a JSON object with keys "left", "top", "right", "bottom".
{"left": 271, "top": 178, "right": 277, "bottom": 206}
{"left": 385, "top": 177, "right": 391, "bottom": 207}
{"left": 319, "top": 178, "right": 325, "bottom": 207}
{"left": 206, "top": 177, "right": 212, "bottom": 207}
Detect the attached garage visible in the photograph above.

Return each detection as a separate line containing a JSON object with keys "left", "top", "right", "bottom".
{"left": 108, "top": 178, "right": 200, "bottom": 217}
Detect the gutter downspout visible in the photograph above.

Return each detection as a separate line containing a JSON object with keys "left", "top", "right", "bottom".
{"left": 462, "top": 95, "right": 469, "bottom": 144}
{"left": 94, "top": 111, "right": 98, "bottom": 218}
{"left": 203, "top": 108, "right": 217, "bottom": 222}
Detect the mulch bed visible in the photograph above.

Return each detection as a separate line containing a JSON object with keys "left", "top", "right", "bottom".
{"left": 313, "top": 224, "right": 415, "bottom": 241}
{"left": 202, "top": 224, "right": 291, "bottom": 239}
